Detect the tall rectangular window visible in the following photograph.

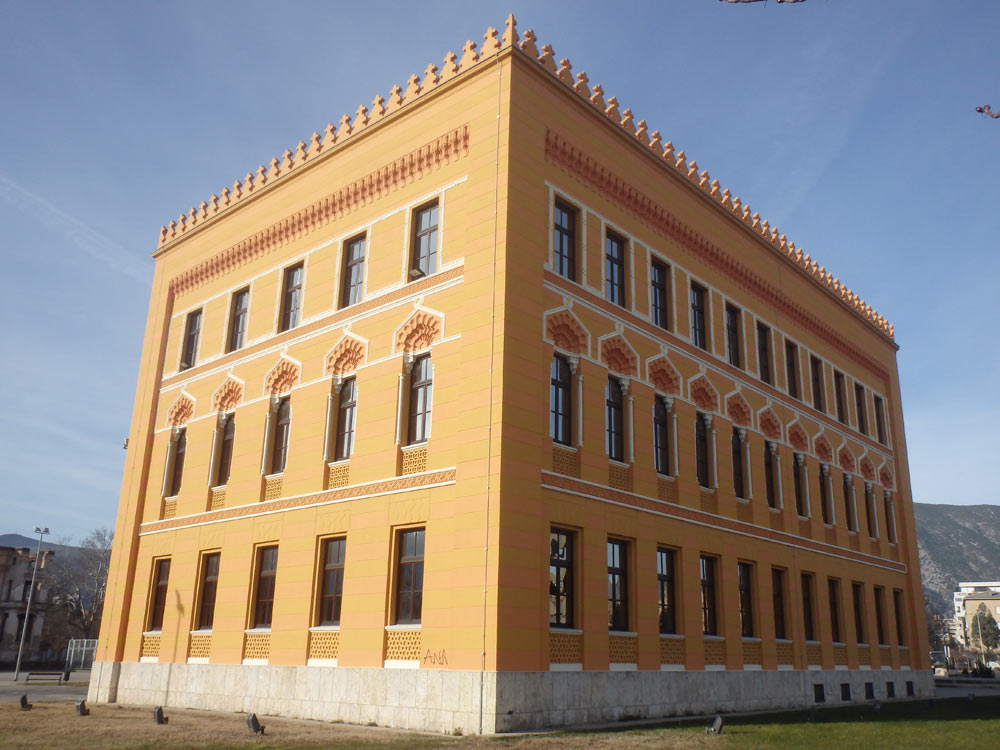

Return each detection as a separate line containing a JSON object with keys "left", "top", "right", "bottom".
{"left": 196, "top": 553, "right": 220, "bottom": 631}
{"left": 874, "top": 395, "right": 887, "bottom": 444}
{"left": 215, "top": 414, "right": 235, "bottom": 487}
{"left": 395, "top": 528, "right": 424, "bottom": 624}
{"left": 725, "top": 304, "right": 742, "bottom": 368}
{"left": 852, "top": 582, "right": 866, "bottom": 644}
{"left": 252, "top": 546, "right": 278, "bottom": 628}
{"left": 607, "top": 539, "right": 629, "bottom": 631}
{"left": 605, "top": 377, "right": 624, "bottom": 461}
{"left": 605, "top": 231, "right": 626, "bottom": 307}
{"left": 756, "top": 322, "right": 772, "bottom": 384}
{"left": 334, "top": 378, "right": 357, "bottom": 461}
{"left": 227, "top": 288, "right": 250, "bottom": 353}
{"left": 844, "top": 475, "right": 856, "bottom": 532}
{"left": 549, "top": 528, "right": 574, "bottom": 628}
{"left": 874, "top": 586, "right": 887, "bottom": 645}
{"left": 550, "top": 356, "right": 572, "bottom": 446}
{"left": 785, "top": 340, "right": 799, "bottom": 399}
{"left": 407, "top": 355, "right": 433, "bottom": 445}
{"left": 864, "top": 484, "right": 877, "bottom": 538}
{"left": 650, "top": 259, "right": 670, "bottom": 330}
{"left": 738, "top": 562, "right": 754, "bottom": 638}
{"left": 801, "top": 573, "right": 815, "bottom": 641}
{"left": 793, "top": 453, "right": 805, "bottom": 516}
{"left": 854, "top": 383, "right": 868, "bottom": 436}
{"left": 819, "top": 464, "right": 831, "bottom": 524}
{"left": 279, "top": 263, "right": 304, "bottom": 332}
{"left": 893, "top": 589, "right": 906, "bottom": 646}
{"left": 764, "top": 441, "right": 777, "bottom": 509}
{"left": 340, "top": 235, "right": 366, "bottom": 307}
{"left": 148, "top": 559, "right": 171, "bottom": 631}
{"left": 318, "top": 538, "right": 346, "bottom": 626}
{"left": 700, "top": 555, "right": 718, "bottom": 635}
{"left": 410, "top": 202, "right": 438, "bottom": 279}
{"left": 180, "top": 309, "right": 202, "bottom": 371}
{"left": 732, "top": 427, "right": 745, "bottom": 499}
{"left": 653, "top": 396, "right": 670, "bottom": 475}
{"left": 553, "top": 200, "right": 576, "bottom": 281}
{"left": 834, "top": 371, "right": 847, "bottom": 423}
{"left": 270, "top": 397, "right": 291, "bottom": 474}
{"left": 828, "top": 578, "right": 842, "bottom": 643}
{"left": 690, "top": 283, "right": 709, "bottom": 350}
{"left": 169, "top": 428, "right": 186, "bottom": 497}
{"left": 884, "top": 491, "right": 897, "bottom": 544}
{"left": 695, "top": 413, "right": 710, "bottom": 488}
{"left": 656, "top": 547, "right": 676, "bottom": 634}
{"left": 810, "top": 355, "right": 824, "bottom": 412}
{"left": 772, "top": 568, "right": 787, "bottom": 640}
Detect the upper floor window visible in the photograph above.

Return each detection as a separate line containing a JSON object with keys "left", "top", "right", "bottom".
{"left": 650, "top": 259, "right": 670, "bottom": 330}
{"left": 690, "top": 283, "right": 709, "bottom": 351}
{"left": 793, "top": 452, "right": 805, "bottom": 516}
{"left": 410, "top": 202, "right": 438, "bottom": 279}
{"left": 167, "top": 428, "right": 186, "bottom": 497}
{"left": 180, "top": 309, "right": 202, "bottom": 371}
{"left": 550, "top": 356, "right": 572, "bottom": 446}
{"left": 725, "top": 304, "right": 742, "bottom": 368}
{"left": 819, "top": 464, "right": 831, "bottom": 524}
{"left": 340, "top": 235, "right": 366, "bottom": 308}
{"left": 334, "top": 378, "right": 357, "bottom": 461}
{"left": 279, "top": 263, "right": 304, "bottom": 332}
{"left": 604, "top": 231, "right": 626, "bottom": 307}
{"left": 893, "top": 589, "right": 906, "bottom": 646}
{"left": 810, "top": 355, "right": 824, "bottom": 412}
{"left": 764, "top": 441, "right": 778, "bottom": 509}
{"left": 700, "top": 555, "right": 718, "bottom": 635}
{"left": 270, "top": 397, "right": 291, "bottom": 474}
{"left": 215, "top": 414, "right": 235, "bottom": 487}
{"left": 196, "top": 553, "right": 220, "bottom": 631}
{"left": 732, "top": 427, "right": 745, "bottom": 499}
{"left": 553, "top": 200, "right": 576, "bottom": 281}
{"left": 395, "top": 528, "right": 425, "bottom": 624}
{"left": 252, "top": 546, "right": 278, "bottom": 629}
{"left": 695, "top": 413, "right": 710, "bottom": 488}
{"left": 407, "top": 355, "right": 433, "bottom": 445}
{"left": 828, "top": 578, "right": 843, "bottom": 643}
{"left": 226, "top": 288, "right": 249, "bottom": 353}
{"left": 874, "top": 586, "right": 887, "bottom": 646}
{"left": 834, "top": 371, "right": 847, "bottom": 423}
{"left": 785, "top": 341, "right": 799, "bottom": 399}
{"left": 852, "top": 582, "right": 866, "bottom": 644}
{"left": 549, "top": 528, "right": 575, "bottom": 628}
{"left": 148, "top": 558, "right": 171, "bottom": 631}
{"left": 771, "top": 568, "right": 787, "bottom": 640}
{"left": 884, "top": 490, "right": 897, "bottom": 544}
{"left": 854, "top": 383, "right": 868, "bottom": 436}
{"left": 657, "top": 547, "right": 676, "bottom": 634}
{"left": 874, "top": 395, "right": 887, "bottom": 444}
{"left": 605, "top": 377, "right": 624, "bottom": 462}
{"left": 318, "top": 538, "right": 346, "bottom": 626}
{"left": 864, "top": 484, "right": 878, "bottom": 539}
{"left": 801, "top": 572, "right": 815, "bottom": 641}
{"left": 843, "top": 474, "right": 856, "bottom": 532}
{"left": 737, "top": 561, "right": 755, "bottom": 638}
{"left": 606, "top": 539, "right": 629, "bottom": 631}
{"left": 756, "top": 322, "right": 772, "bottom": 385}
{"left": 653, "top": 396, "right": 671, "bottom": 475}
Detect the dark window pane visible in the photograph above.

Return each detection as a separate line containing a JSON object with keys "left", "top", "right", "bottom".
{"left": 198, "top": 553, "right": 220, "bottom": 630}
{"left": 605, "top": 377, "right": 624, "bottom": 461}
{"left": 801, "top": 573, "right": 815, "bottom": 641}
{"left": 690, "top": 284, "right": 708, "bottom": 351}
{"left": 180, "top": 309, "right": 202, "bottom": 370}
{"left": 169, "top": 429, "right": 186, "bottom": 496}
{"left": 810, "top": 356, "right": 824, "bottom": 412}
{"left": 696, "top": 414, "right": 710, "bottom": 488}
{"left": 549, "top": 529, "right": 574, "bottom": 628}
{"left": 227, "top": 289, "right": 250, "bottom": 352}
{"left": 852, "top": 582, "right": 865, "bottom": 644}
{"left": 726, "top": 305, "right": 741, "bottom": 368}
{"left": 654, "top": 397, "right": 670, "bottom": 475}
{"left": 651, "top": 260, "right": 670, "bottom": 330}
{"left": 605, "top": 232, "right": 626, "bottom": 307}
{"left": 553, "top": 201, "right": 576, "bottom": 281}
{"left": 829, "top": 579, "right": 842, "bottom": 643}
{"left": 757, "top": 323, "right": 771, "bottom": 384}
{"left": 606, "top": 539, "right": 629, "bottom": 631}
{"left": 396, "top": 529, "right": 425, "bottom": 624}
{"left": 855, "top": 383, "right": 868, "bottom": 436}
{"left": 407, "top": 356, "right": 433, "bottom": 445}
{"left": 738, "top": 562, "right": 754, "bottom": 638}
{"left": 216, "top": 415, "right": 235, "bottom": 487}
{"left": 280, "top": 264, "right": 304, "bottom": 331}
{"left": 271, "top": 397, "right": 291, "bottom": 474}
{"left": 700, "top": 556, "right": 717, "bottom": 635}
{"left": 550, "top": 356, "right": 572, "bottom": 445}
{"left": 764, "top": 441, "right": 777, "bottom": 509}
{"left": 657, "top": 548, "right": 676, "bottom": 634}
{"left": 793, "top": 453, "right": 804, "bottom": 516}
{"left": 149, "top": 559, "right": 171, "bottom": 631}
{"left": 785, "top": 341, "right": 799, "bottom": 399}
{"left": 335, "top": 378, "right": 357, "bottom": 460}
{"left": 340, "top": 235, "right": 366, "bottom": 307}
{"left": 410, "top": 203, "right": 438, "bottom": 278}
{"left": 732, "top": 428, "right": 745, "bottom": 499}
{"left": 319, "top": 538, "right": 346, "bottom": 626}
{"left": 253, "top": 546, "right": 278, "bottom": 628}
{"left": 834, "top": 372, "right": 846, "bottom": 423}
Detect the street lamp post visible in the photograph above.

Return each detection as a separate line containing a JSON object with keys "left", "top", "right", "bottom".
{"left": 12, "top": 526, "right": 49, "bottom": 682}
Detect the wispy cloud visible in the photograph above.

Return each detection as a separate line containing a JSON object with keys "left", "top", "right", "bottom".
{"left": 0, "top": 173, "right": 149, "bottom": 283}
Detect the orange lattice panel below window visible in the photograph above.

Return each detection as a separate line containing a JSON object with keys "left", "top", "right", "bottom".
{"left": 549, "top": 631, "right": 583, "bottom": 664}
{"left": 742, "top": 641, "right": 762, "bottom": 665}
{"left": 552, "top": 446, "right": 580, "bottom": 478}
{"left": 308, "top": 630, "right": 340, "bottom": 660}
{"left": 161, "top": 499, "right": 177, "bottom": 520}
{"left": 188, "top": 633, "right": 212, "bottom": 659}
{"left": 327, "top": 462, "right": 350, "bottom": 488}
{"left": 833, "top": 645, "right": 848, "bottom": 665}
{"left": 769, "top": 513, "right": 784, "bottom": 532}
{"left": 385, "top": 629, "right": 421, "bottom": 660}
{"left": 659, "top": 637, "right": 685, "bottom": 664}
{"left": 658, "top": 477, "right": 677, "bottom": 502}
{"left": 704, "top": 639, "right": 725, "bottom": 665}
{"left": 400, "top": 446, "right": 427, "bottom": 475}
{"left": 243, "top": 632, "right": 270, "bottom": 661}
{"left": 805, "top": 644, "right": 821, "bottom": 665}
{"left": 140, "top": 634, "right": 161, "bottom": 659}
{"left": 608, "top": 463, "right": 632, "bottom": 492}
{"left": 857, "top": 645, "right": 871, "bottom": 665}
{"left": 700, "top": 491, "right": 717, "bottom": 515}
{"left": 263, "top": 475, "right": 282, "bottom": 502}
{"left": 209, "top": 488, "right": 226, "bottom": 511}
{"left": 737, "top": 502, "right": 752, "bottom": 523}
{"left": 777, "top": 642, "right": 795, "bottom": 665}
{"left": 608, "top": 634, "right": 637, "bottom": 663}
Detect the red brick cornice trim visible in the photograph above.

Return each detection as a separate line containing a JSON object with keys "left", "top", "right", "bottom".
{"left": 167, "top": 125, "right": 470, "bottom": 298}
{"left": 545, "top": 131, "right": 892, "bottom": 380}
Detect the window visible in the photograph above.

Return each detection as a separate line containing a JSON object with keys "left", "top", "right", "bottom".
{"left": 653, "top": 396, "right": 671, "bottom": 475}
{"left": 334, "top": 378, "right": 357, "bottom": 461}
{"left": 852, "top": 582, "right": 866, "bottom": 644}
{"left": 725, "top": 304, "right": 742, "bottom": 368}
{"left": 756, "top": 323, "right": 772, "bottom": 384}
{"left": 801, "top": 573, "right": 815, "bottom": 641}
{"left": 854, "top": 383, "right": 868, "bottom": 436}
{"left": 318, "top": 538, "right": 346, "bottom": 626}
{"left": 732, "top": 428, "right": 745, "bottom": 499}
{"left": 553, "top": 200, "right": 576, "bottom": 281}
{"left": 813, "top": 684, "right": 826, "bottom": 703}
{"left": 180, "top": 309, "right": 202, "bottom": 371}
{"left": 865, "top": 682, "right": 875, "bottom": 700}
{"left": 168, "top": 428, "right": 186, "bottom": 497}
{"left": 340, "top": 234, "right": 366, "bottom": 307}
{"left": 785, "top": 340, "right": 799, "bottom": 399}
{"left": 21, "top": 580, "right": 30, "bottom": 602}
{"left": 764, "top": 441, "right": 777, "bottom": 509}
{"left": 886, "top": 682, "right": 896, "bottom": 699}
{"left": 407, "top": 355, "right": 433, "bottom": 445}
{"left": 906, "top": 681, "right": 914, "bottom": 697}
{"left": 656, "top": 547, "right": 676, "bottom": 634}
{"left": 148, "top": 558, "right": 171, "bottom": 631}
{"left": 843, "top": 475, "right": 856, "bottom": 532}
{"left": 605, "top": 231, "right": 626, "bottom": 307}
{"left": 810, "top": 355, "right": 824, "bottom": 412}
{"left": 215, "top": 414, "right": 235, "bottom": 487}
{"left": 695, "top": 413, "right": 710, "bottom": 488}
{"left": 772, "top": 568, "right": 787, "bottom": 640}
{"left": 864, "top": 484, "right": 877, "bottom": 538}
{"left": 279, "top": 263, "right": 304, "bottom": 332}
{"left": 819, "top": 464, "right": 831, "bottom": 524}
{"left": 410, "top": 202, "right": 438, "bottom": 279}
{"left": 893, "top": 589, "right": 906, "bottom": 646}
{"left": 737, "top": 562, "right": 754, "bottom": 637}
{"left": 841, "top": 683, "right": 852, "bottom": 701}
{"left": 550, "top": 356, "right": 572, "bottom": 446}
{"left": 227, "top": 288, "right": 250, "bottom": 353}
{"left": 549, "top": 529, "right": 574, "bottom": 628}
{"left": 252, "top": 546, "right": 278, "bottom": 629}
{"left": 270, "top": 397, "right": 291, "bottom": 474}
{"left": 700, "top": 555, "right": 718, "bottom": 635}
{"left": 834, "top": 371, "right": 846, "bottom": 423}
{"left": 607, "top": 539, "right": 629, "bottom": 631}
{"left": 828, "top": 578, "right": 842, "bottom": 642}
{"left": 793, "top": 453, "right": 805, "bottom": 516}
{"left": 874, "top": 395, "right": 887, "bottom": 444}
{"left": 395, "top": 529, "right": 425, "bottom": 624}
{"left": 196, "top": 553, "right": 220, "bottom": 630}
{"left": 874, "top": 587, "right": 887, "bottom": 645}
{"left": 690, "top": 283, "right": 709, "bottom": 350}
{"left": 605, "top": 377, "right": 624, "bottom": 462}
{"left": 650, "top": 259, "right": 670, "bottom": 330}
{"left": 884, "top": 491, "right": 897, "bottom": 544}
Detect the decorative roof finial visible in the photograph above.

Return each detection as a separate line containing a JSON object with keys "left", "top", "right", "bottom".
{"left": 501, "top": 13, "right": 518, "bottom": 48}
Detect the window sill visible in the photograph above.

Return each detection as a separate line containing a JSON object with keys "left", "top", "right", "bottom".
{"left": 210, "top": 484, "right": 227, "bottom": 491}
{"left": 768, "top": 506, "right": 782, "bottom": 514}
{"left": 163, "top": 495, "right": 178, "bottom": 502}
{"left": 400, "top": 442, "right": 426, "bottom": 451}
{"left": 741, "top": 636, "right": 762, "bottom": 643}
{"left": 142, "top": 630, "right": 162, "bottom": 636}
{"left": 609, "top": 630, "right": 637, "bottom": 637}
{"left": 657, "top": 471, "right": 674, "bottom": 480}
{"left": 659, "top": 632, "right": 684, "bottom": 640}
{"left": 735, "top": 497, "right": 750, "bottom": 504}
{"left": 823, "top": 523, "right": 835, "bottom": 528}
{"left": 699, "top": 486, "right": 716, "bottom": 494}
{"left": 703, "top": 634, "right": 724, "bottom": 641}
{"left": 244, "top": 628, "right": 271, "bottom": 634}
{"left": 385, "top": 623, "right": 421, "bottom": 631}
{"left": 263, "top": 472, "right": 283, "bottom": 480}
{"left": 608, "top": 458, "right": 631, "bottom": 469}
{"left": 550, "top": 627, "right": 583, "bottom": 635}
{"left": 553, "top": 442, "right": 578, "bottom": 452}
{"left": 797, "top": 514, "right": 810, "bottom": 521}
{"left": 309, "top": 625, "right": 341, "bottom": 632}
{"left": 847, "top": 530, "right": 858, "bottom": 536}
{"left": 189, "top": 629, "right": 213, "bottom": 635}
{"left": 326, "top": 458, "right": 350, "bottom": 467}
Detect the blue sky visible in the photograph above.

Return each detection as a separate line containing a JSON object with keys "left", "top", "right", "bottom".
{"left": 1, "top": 1, "right": 997, "bottom": 542}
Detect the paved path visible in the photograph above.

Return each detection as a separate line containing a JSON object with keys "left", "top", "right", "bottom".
{"left": 0, "top": 670, "right": 89, "bottom": 703}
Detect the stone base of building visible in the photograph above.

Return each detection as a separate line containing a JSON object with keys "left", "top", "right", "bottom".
{"left": 88, "top": 661, "right": 933, "bottom": 734}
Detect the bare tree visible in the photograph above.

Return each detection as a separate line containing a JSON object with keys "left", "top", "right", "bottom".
{"left": 41, "top": 528, "right": 113, "bottom": 648}
{"left": 976, "top": 105, "right": 1000, "bottom": 119}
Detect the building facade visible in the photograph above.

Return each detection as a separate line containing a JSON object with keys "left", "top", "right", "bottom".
{"left": 0, "top": 545, "right": 53, "bottom": 665}
{"left": 952, "top": 582, "right": 1000, "bottom": 649}
{"left": 90, "top": 16, "right": 931, "bottom": 733}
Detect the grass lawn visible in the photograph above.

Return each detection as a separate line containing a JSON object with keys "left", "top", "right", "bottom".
{"left": 1, "top": 696, "right": 997, "bottom": 750}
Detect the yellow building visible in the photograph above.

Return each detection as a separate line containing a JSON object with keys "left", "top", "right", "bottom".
{"left": 90, "top": 15, "right": 931, "bottom": 732}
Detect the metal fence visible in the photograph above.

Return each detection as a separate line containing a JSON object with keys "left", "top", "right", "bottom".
{"left": 64, "top": 638, "right": 97, "bottom": 671}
